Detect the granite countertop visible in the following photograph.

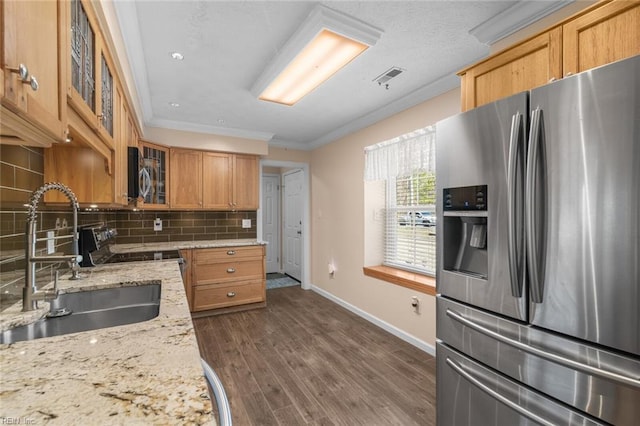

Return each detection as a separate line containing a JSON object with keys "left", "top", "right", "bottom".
{"left": 109, "top": 238, "right": 266, "bottom": 254}
{"left": 0, "top": 260, "right": 214, "bottom": 425}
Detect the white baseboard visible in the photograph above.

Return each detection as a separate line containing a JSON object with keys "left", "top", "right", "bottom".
{"left": 309, "top": 284, "right": 436, "bottom": 356}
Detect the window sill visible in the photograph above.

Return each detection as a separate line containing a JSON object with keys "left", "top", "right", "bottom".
{"left": 363, "top": 265, "right": 436, "bottom": 296}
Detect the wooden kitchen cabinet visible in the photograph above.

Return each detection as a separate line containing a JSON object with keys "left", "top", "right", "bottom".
{"left": 562, "top": 1, "right": 639, "bottom": 76}
{"left": 459, "top": 0, "right": 640, "bottom": 111}
{"left": 169, "top": 148, "right": 202, "bottom": 209}
{"left": 459, "top": 28, "right": 562, "bottom": 111}
{"left": 191, "top": 245, "right": 266, "bottom": 314}
{"left": 171, "top": 148, "right": 259, "bottom": 210}
{"left": 139, "top": 141, "right": 169, "bottom": 208}
{"left": 202, "top": 152, "right": 259, "bottom": 210}
{"left": 232, "top": 154, "right": 260, "bottom": 210}
{"left": 64, "top": 0, "right": 116, "bottom": 154}
{"left": 180, "top": 248, "right": 194, "bottom": 310}
{"left": 44, "top": 83, "right": 137, "bottom": 206}
{"left": 1, "top": 0, "right": 66, "bottom": 146}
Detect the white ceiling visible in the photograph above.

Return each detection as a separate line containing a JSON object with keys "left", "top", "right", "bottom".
{"left": 114, "top": 1, "right": 572, "bottom": 150}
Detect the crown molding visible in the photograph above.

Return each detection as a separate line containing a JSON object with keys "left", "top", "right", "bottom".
{"left": 147, "top": 118, "right": 274, "bottom": 142}
{"left": 113, "top": 1, "right": 154, "bottom": 124}
{"left": 470, "top": 0, "right": 574, "bottom": 45}
{"left": 303, "top": 70, "right": 464, "bottom": 151}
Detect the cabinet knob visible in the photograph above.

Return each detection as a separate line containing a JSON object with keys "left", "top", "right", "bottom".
{"left": 227, "top": 250, "right": 236, "bottom": 255}
{"left": 565, "top": 72, "right": 573, "bottom": 77}
{"left": 227, "top": 292, "right": 236, "bottom": 298}
{"left": 548, "top": 77, "right": 557, "bottom": 83}
{"left": 226, "top": 268, "right": 236, "bottom": 273}
{"left": 7, "top": 64, "right": 38, "bottom": 91}
{"left": 7, "top": 64, "right": 29, "bottom": 80}
{"left": 26, "top": 75, "right": 38, "bottom": 91}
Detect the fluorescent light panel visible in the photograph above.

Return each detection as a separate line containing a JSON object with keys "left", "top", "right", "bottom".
{"left": 252, "top": 5, "right": 383, "bottom": 106}
{"left": 259, "top": 29, "right": 369, "bottom": 106}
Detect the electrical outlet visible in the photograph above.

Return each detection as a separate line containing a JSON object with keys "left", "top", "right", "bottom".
{"left": 242, "top": 219, "right": 251, "bottom": 228}
{"left": 153, "top": 218, "right": 162, "bottom": 231}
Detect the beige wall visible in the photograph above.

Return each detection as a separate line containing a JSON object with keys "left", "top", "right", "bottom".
{"left": 309, "top": 88, "right": 460, "bottom": 349}
{"left": 266, "top": 146, "right": 311, "bottom": 164}
{"left": 144, "top": 126, "right": 269, "bottom": 155}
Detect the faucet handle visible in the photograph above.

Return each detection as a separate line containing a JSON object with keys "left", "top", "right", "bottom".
{"left": 68, "top": 255, "right": 82, "bottom": 280}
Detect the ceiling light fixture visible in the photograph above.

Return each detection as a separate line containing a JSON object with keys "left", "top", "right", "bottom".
{"left": 251, "top": 5, "right": 383, "bottom": 106}
{"left": 169, "top": 102, "right": 180, "bottom": 108}
{"left": 170, "top": 52, "right": 184, "bottom": 60}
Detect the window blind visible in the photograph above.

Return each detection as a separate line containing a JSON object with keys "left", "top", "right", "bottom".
{"left": 364, "top": 126, "right": 436, "bottom": 276}
{"left": 384, "top": 172, "right": 436, "bottom": 275}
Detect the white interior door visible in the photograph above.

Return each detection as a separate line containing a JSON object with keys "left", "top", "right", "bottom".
{"left": 283, "top": 169, "right": 303, "bottom": 281}
{"left": 261, "top": 174, "right": 280, "bottom": 273}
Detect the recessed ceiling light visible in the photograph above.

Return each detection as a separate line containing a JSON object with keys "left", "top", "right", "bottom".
{"left": 169, "top": 102, "right": 180, "bottom": 107}
{"left": 170, "top": 52, "right": 184, "bottom": 60}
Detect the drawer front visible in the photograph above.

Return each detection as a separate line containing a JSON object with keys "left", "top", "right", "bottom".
{"left": 193, "top": 280, "right": 265, "bottom": 311}
{"left": 195, "top": 246, "right": 264, "bottom": 263}
{"left": 194, "top": 258, "right": 263, "bottom": 284}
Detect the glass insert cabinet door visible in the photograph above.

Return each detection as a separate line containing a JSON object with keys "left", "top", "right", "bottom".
{"left": 140, "top": 142, "right": 168, "bottom": 206}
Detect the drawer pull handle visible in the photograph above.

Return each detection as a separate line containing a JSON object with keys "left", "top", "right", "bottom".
{"left": 226, "top": 268, "right": 236, "bottom": 273}
{"left": 227, "top": 250, "right": 236, "bottom": 255}
{"left": 227, "top": 292, "right": 236, "bottom": 298}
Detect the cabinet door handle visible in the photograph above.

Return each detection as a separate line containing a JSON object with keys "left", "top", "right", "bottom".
{"left": 226, "top": 268, "right": 236, "bottom": 273}
{"left": 7, "top": 64, "right": 38, "bottom": 91}
{"left": 227, "top": 292, "right": 236, "bottom": 298}
{"left": 227, "top": 250, "right": 236, "bottom": 255}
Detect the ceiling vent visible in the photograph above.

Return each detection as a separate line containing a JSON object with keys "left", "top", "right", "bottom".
{"left": 373, "top": 67, "right": 404, "bottom": 88}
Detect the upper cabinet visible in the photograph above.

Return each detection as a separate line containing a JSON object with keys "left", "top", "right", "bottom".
{"left": 562, "top": 1, "right": 639, "bottom": 76}
{"left": 139, "top": 141, "right": 170, "bottom": 209}
{"left": 170, "top": 148, "right": 259, "bottom": 211}
{"left": 41, "top": 0, "right": 142, "bottom": 206}
{"left": 459, "top": 0, "right": 640, "bottom": 111}
{"left": 232, "top": 154, "right": 259, "bottom": 210}
{"left": 170, "top": 148, "right": 202, "bottom": 209}
{"left": 64, "top": 0, "right": 115, "bottom": 154}
{"left": 1, "top": 0, "right": 66, "bottom": 146}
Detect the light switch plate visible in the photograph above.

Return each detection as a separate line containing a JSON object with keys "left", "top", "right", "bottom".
{"left": 242, "top": 219, "right": 251, "bottom": 229}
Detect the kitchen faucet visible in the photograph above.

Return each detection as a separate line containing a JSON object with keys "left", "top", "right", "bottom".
{"left": 24, "top": 182, "right": 82, "bottom": 312}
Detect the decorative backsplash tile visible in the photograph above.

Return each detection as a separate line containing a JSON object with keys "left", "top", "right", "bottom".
{"left": 1, "top": 145, "right": 258, "bottom": 307}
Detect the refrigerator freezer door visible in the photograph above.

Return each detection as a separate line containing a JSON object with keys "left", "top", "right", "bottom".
{"left": 436, "top": 342, "right": 606, "bottom": 426}
{"left": 437, "top": 297, "right": 640, "bottom": 425}
{"left": 436, "top": 92, "right": 528, "bottom": 321}
{"left": 528, "top": 55, "right": 640, "bottom": 356}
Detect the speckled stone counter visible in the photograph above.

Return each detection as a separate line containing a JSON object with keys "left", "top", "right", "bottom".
{"left": 110, "top": 238, "right": 267, "bottom": 253}
{"left": 0, "top": 260, "right": 214, "bottom": 425}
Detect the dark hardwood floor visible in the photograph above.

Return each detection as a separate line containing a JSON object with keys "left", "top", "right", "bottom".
{"left": 192, "top": 286, "right": 436, "bottom": 426}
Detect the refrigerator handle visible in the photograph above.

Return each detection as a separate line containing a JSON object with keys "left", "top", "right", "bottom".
{"left": 446, "top": 308, "right": 640, "bottom": 389}
{"left": 526, "top": 107, "right": 545, "bottom": 303}
{"left": 507, "top": 112, "right": 524, "bottom": 298}
{"left": 445, "top": 357, "right": 555, "bottom": 426}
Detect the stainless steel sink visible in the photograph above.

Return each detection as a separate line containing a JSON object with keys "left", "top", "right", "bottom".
{"left": 1, "top": 284, "right": 161, "bottom": 344}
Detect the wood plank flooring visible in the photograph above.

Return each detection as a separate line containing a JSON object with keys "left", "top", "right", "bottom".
{"left": 192, "top": 286, "right": 436, "bottom": 426}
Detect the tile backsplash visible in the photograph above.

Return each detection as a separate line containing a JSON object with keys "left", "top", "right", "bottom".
{"left": 0, "top": 145, "right": 257, "bottom": 308}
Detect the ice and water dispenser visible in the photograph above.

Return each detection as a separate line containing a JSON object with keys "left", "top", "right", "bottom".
{"left": 442, "top": 185, "right": 488, "bottom": 279}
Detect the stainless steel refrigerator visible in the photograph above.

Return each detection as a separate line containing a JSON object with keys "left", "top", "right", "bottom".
{"left": 435, "top": 54, "right": 640, "bottom": 426}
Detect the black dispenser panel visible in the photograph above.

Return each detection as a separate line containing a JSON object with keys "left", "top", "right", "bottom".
{"left": 443, "top": 185, "right": 487, "bottom": 211}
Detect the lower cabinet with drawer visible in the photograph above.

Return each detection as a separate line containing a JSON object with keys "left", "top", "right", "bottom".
{"left": 191, "top": 245, "right": 266, "bottom": 315}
